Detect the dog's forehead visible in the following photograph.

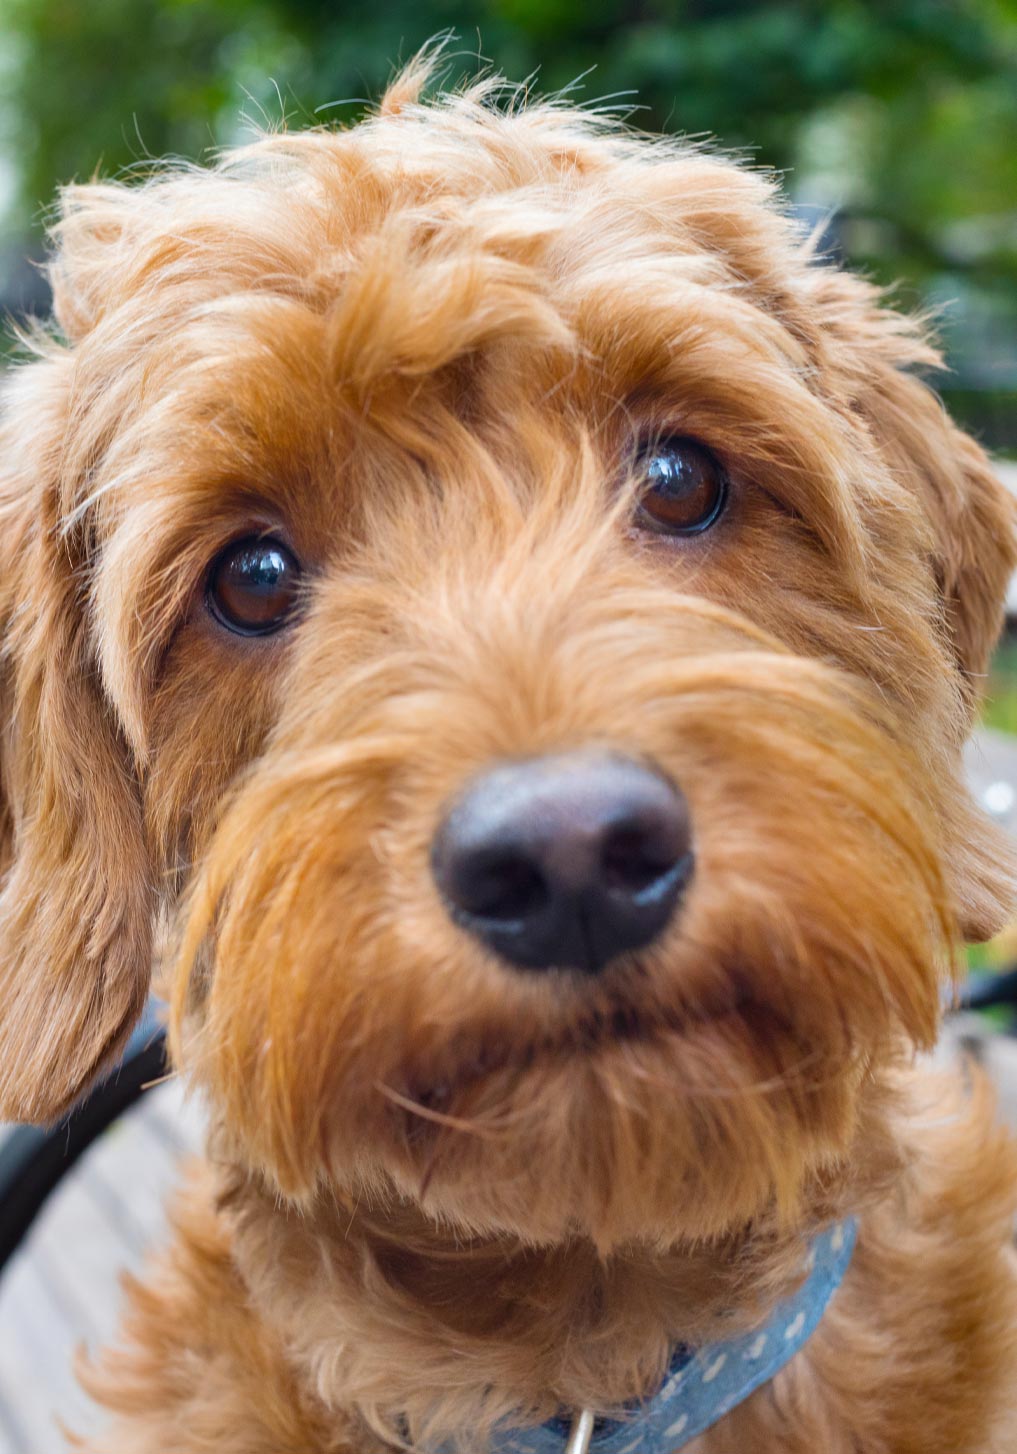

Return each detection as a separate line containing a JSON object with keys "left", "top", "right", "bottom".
{"left": 61, "top": 102, "right": 816, "bottom": 414}
{"left": 62, "top": 109, "right": 831, "bottom": 513}
{"left": 51, "top": 101, "right": 865, "bottom": 583}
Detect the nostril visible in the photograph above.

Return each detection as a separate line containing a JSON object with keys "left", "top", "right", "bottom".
{"left": 453, "top": 850, "right": 548, "bottom": 923}
{"left": 602, "top": 828, "right": 667, "bottom": 892}
{"left": 600, "top": 821, "right": 693, "bottom": 900}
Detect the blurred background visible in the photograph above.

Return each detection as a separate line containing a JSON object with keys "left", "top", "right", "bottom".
{"left": 2, "top": 5, "right": 1017, "bottom": 1449}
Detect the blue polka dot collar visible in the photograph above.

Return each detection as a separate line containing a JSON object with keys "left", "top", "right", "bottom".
{"left": 485, "top": 1218, "right": 857, "bottom": 1454}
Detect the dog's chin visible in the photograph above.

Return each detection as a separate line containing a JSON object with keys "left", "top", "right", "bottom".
{"left": 358, "top": 984, "right": 867, "bottom": 1250}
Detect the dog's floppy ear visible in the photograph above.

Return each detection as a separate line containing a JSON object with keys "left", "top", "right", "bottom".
{"left": 0, "top": 354, "right": 153, "bottom": 1122}
{"left": 809, "top": 266, "right": 1017, "bottom": 691}
{"left": 861, "top": 354, "right": 1015, "bottom": 695}
{"left": 881, "top": 385, "right": 1017, "bottom": 944}
{"left": 809, "top": 267, "right": 1017, "bottom": 941}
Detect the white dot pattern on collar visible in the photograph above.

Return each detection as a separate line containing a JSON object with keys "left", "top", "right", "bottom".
{"left": 471, "top": 1219, "right": 857, "bottom": 1454}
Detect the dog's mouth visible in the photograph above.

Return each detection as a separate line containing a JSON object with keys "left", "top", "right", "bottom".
{"left": 384, "top": 969, "right": 801, "bottom": 1131}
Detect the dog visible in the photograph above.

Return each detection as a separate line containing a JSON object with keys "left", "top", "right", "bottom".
{"left": 2, "top": 54, "right": 1017, "bottom": 1453}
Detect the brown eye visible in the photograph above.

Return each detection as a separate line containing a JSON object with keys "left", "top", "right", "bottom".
{"left": 207, "top": 537, "right": 301, "bottom": 636}
{"left": 635, "top": 436, "right": 727, "bottom": 536}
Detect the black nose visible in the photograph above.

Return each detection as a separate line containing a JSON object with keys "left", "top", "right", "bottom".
{"left": 431, "top": 753, "right": 693, "bottom": 975}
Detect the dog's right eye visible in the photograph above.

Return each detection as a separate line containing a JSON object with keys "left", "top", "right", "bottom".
{"left": 207, "top": 537, "right": 302, "bottom": 636}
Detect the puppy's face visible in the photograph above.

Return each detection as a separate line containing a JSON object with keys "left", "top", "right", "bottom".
{"left": 1, "top": 76, "right": 1014, "bottom": 1248}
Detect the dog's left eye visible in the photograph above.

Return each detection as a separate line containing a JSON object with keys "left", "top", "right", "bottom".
{"left": 207, "top": 536, "right": 302, "bottom": 636}
{"left": 634, "top": 437, "right": 728, "bottom": 536}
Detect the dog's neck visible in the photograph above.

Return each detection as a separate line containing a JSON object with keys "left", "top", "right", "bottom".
{"left": 221, "top": 1172, "right": 792, "bottom": 1441}
{"left": 211, "top": 1090, "right": 904, "bottom": 1450}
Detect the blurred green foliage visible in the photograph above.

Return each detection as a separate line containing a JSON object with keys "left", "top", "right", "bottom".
{"left": 983, "top": 632, "right": 1017, "bottom": 737}
{"left": 1, "top": 0, "right": 1016, "bottom": 441}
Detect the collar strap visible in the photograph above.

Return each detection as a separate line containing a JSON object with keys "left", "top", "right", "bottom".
{"left": 486, "top": 1218, "right": 857, "bottom": 1454}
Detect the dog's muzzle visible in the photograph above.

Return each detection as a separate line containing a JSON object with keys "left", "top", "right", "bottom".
{"left": 431, "top": 751, "right": 693, "bottom": 975}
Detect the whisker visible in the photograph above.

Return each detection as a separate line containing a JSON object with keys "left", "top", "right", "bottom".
{"left": 140, "top": 1069, "right": 178, "bottom": 1091}
{"left": 375, "top": 1080, "right": 503, "bottom": 1138}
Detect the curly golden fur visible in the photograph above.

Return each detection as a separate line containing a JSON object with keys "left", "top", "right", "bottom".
{"left": 2, "top": 53, "right": 1017, "bottom": 1453}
